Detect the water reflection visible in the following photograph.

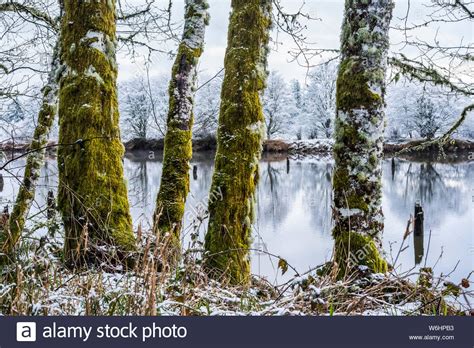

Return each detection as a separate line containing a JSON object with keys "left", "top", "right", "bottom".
{"left": 1, "top": 153, "right": 471, "bottom": 285}
{"left": 124, "top": 154, "right": 472, "bottom": 284}
{"left": 414, "top": 233, "right": 424, "bottom": 265}
{"left": 384, "top": 159, "right": 470, "bottom": 230}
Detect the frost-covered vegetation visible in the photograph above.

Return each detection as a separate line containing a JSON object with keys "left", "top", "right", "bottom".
{"left": 0, "top": 224, "right": 471, "bottom": 316}
{"left": 3, "top": 68, "right": 472, "bottom": 144}
{"left": 0, "top": 0, "right": 472, "bottom": 317}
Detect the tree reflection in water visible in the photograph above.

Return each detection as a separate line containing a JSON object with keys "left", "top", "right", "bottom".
{"left": 1, "top": 154, "right": 470, "bottom": 283}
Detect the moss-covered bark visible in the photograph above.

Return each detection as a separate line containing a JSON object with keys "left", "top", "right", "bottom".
{"left": 153, "top": 0, "right": 209, "bottom": 266}
{"left": 332, "top": 0, "right": 393, "bottom": 276}
{"left": 0, "top": 42, "right": 61, "bottom": 263}
{"left": 204, "top": 0, "right": 272, "bottom": 285}
{"left": 57, "top": 0, "right": 134, "bottom": 266}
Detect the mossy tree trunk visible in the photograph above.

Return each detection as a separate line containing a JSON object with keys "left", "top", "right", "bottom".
{"left": 57, "top": 0, "right": 134, "bottom": 267}
{"left": 0, "top": 41, "right": 61, "bottom": 263}
{"left": 332, "top": 0, "right": 393, "bottom": 276}
{"left": 153, "top": 0, "right": 209, "bottom": 266}
{"left": 204, "top": 0, "right": 272, "bottom": 285}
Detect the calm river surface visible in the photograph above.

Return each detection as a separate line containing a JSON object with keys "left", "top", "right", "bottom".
{"left": 1, "top": 151, "right": 472, "bottom": 284}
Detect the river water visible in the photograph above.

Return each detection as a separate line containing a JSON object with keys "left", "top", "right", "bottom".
{"left": 1, "top": 151, "right": 472, "bottom": 285}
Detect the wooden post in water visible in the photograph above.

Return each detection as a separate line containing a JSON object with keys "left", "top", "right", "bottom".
{"left": 286, "top": 157, "right": 290, "bottom": 174}
{"left": 414, "top": 201, "right": 424, "bottom": 264}
{"left": 0, "top": 173, "right": 3, "bottom": 192}
{"left": 414, "top": 201, "right": 424, "bottom": 236}
{"left": 193, "top": 165, "right": 198, "bottom": 180}
{"left": 391, "top": 157, "right": 396, "bottom": 181}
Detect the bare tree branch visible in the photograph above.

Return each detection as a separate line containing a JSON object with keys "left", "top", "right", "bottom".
{"left": 0, "top": 1, "right": 59, "bottom": 30}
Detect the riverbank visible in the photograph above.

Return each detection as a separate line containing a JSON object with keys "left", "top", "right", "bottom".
{"left": 123, "top": 137, "right": 473, "bottom": 154}
{"left": 1, "top": 137, "right": 472, "bottom": 160}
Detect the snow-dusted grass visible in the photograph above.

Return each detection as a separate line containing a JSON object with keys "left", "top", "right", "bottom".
{"left": 0, "top": 226, "right": 470, "bottom": 316}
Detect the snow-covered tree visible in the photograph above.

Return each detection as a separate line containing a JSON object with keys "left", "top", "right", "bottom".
{"left": 4, "top": 42, "right": 60, "bottom": 257}
{"left": 153, "top": 0, "right": 209, "bottom": 265}
{"left": 194, "top": 72, "right": 222, "bottom": 138}
{"left": 385, "top": 82, "right": 416, "bottom": 140}
{"left": 411, "top": 89, "right": 459, "bottom": 140}
{"left": 291, "top": 79, "right": 303, "bottom": 109}
{"left": 0, "top": 98, "right": 38, "bottom": 141}
{"left": 304, "top": 62, "right": 338, "bottom": 139}
{"left": 412, "top": 93, "right": 440, "bottom": 139}
{"left": 385, "top": 80, "right": 461, "bottom": 141}
{"left": 332, "top": 0, "right": 393, "bottom": 276}
{"left": 4, "top": 99, "right": 25, "bottom": 122}
{"left": 123, "top": 86, "right": 151, "bottom": 139}
{"left": 262, "top": 71, "right": 292, "bottom": 139}
{"left": 119, "top": 75, "right": 169, "bottom": 140}
{"left": 289, "top": 79, "right": 305, "bottom": 139}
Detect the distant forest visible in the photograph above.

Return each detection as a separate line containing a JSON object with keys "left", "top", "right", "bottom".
{"left": 2, "top": 65, "right": 473, "bottom": 143}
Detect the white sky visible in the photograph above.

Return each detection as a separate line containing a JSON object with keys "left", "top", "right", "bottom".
{"left": 117, "top": 0, "right": 473, "bottom": 84}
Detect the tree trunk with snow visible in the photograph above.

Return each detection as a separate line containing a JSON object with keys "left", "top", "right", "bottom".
{"left": 332, "top": 0, "right": 393, "bottom": 276}
{"left": 57, "top": 0, "right": 134, "bottom": 267}
{"left": 153, "top": 0, "right": 209, "bottom": 266}
{"left": 0, "top": 40, "right": 61, "bottom": 262}
{"left": 204, "top": 0, "right": 272, "bottom": 285}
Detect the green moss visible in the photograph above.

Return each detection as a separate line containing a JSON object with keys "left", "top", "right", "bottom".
{"left": 347, "top": 194, "right": 369, "bottom": 212}
{"left": 332, "top": 166, "right": 349, "bottom": 192}
{"left": 204, "top": 0, "right": 272, "bottom": 285}
{"left": 57, "top": 0, "right": 135, "bottom": 266}
{"left": 356, "top": 172, "right": 367, "bottom": 182}
{"left": 334, "top": 231, "right": 387, "bottom": 278}
{"left": 154, "top": 1, "right": 209, "bottom": 267}
{"left": 336, "top": 59, "right": 382, "bottom": 112}
{"left": 332, "top": 165, "right": 369, "bottom": 213}
{"left": 154, "top": 127, "right": 193, "bottom": 251}
{"left": 332, "top": 0, "right": 393, "bottom": 275}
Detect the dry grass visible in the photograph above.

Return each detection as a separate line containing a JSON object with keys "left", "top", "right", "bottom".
{"left": 0, "top": 224, "right": 471, "bottom": 316}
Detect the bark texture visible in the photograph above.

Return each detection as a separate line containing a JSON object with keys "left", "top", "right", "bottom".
{"left": 57, "top": 0, "right": 134, "bottom": 266}
{"left": 153, "top": 0, "right": 209, "bottom": 265}
{"left": 204, "top": 0, "right": 272, "bottom": 284}
{"left": 332, "top": 0, "right": 394, "bottom": 276}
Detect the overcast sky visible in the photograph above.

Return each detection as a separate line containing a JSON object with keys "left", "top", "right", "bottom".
{"left": 118, "top": 0, "right": 472, "bottom": 84}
